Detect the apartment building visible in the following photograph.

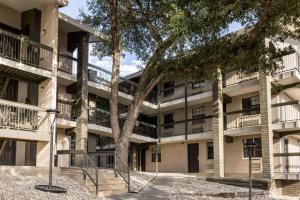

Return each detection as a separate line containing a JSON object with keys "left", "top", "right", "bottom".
{"left": 0, "top": 0, "right": 300, "bottom": 198}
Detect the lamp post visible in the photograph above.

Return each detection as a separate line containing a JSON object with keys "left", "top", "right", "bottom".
{"left": 35, "top": 109, "right": 67, "bottom": 193}
{"left": 245, "top": 140, "right": 256, "bottom": 200}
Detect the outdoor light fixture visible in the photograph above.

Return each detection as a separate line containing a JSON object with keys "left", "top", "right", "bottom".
{"left": 35, "top": 109, "right": 67, "bottom": 193}
{"left": 245, "top": 140, "right": 256, "bottom": 200}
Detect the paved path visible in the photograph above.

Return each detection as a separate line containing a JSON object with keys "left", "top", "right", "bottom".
{"left": 112, "top": 176, "right": 172, "bottom": 200}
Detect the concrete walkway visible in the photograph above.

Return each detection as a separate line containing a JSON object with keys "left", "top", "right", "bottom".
{"left": 112, "top": 176, "right": 172, "bottom": 200}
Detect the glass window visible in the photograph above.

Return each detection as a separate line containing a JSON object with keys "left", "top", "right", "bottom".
{"left": 243, "top": 138, "right": 262, "bottom": 158}
{"left": 164, "top": 113, "right": 174, "bottom": 129}
{"left": 192, "top": 80, "right": 205, "bottom": 90}
{"left": 207, "top": 142, "right": 214, "bottom": 160}
{"left": 242, "top": 95, "right": 260, "bottom": 115}
{"left": 152, "top": 147, "right": 161, "bottom": 162}
{"left": 163, "top": 81, "right": 174, "bottom": 97}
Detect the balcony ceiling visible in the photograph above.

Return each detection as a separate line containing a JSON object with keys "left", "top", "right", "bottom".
{"left": 0, "top": 0, "right": 67, "bottom": 12}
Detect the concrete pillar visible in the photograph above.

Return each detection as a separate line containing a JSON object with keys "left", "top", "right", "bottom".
{"left": 259, "top": 70, "right": 274, "bottom": 179}
{"left": 37, "top": 3, "right": 59, "bottom": 167}
{"left": 75, "top": 32, "right": 90, "bottom": 150}
{"left": 212, "top": 67, "right": 224, "bottom": 177}
{"left": 15, "top": 141, "right": 26, "bottom": 166}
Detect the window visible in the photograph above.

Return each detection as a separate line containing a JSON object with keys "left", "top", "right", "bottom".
{"left": 192, "top": 80, "right": 205, "bottom": 90}
{"left": 163, "top": 81, "right": 174, "bottom": 97}
{"left": 164, "top": 113, "right": 174, "bottom": 129}
{"left": 242, "top": 95, "right": 260, "bottom": 115}
{"left": 192, "top": 107, "right": 205, "bottom": 124}
{"left": 207, "top": 142, "right": 214, "bottom": 160}
{"left": 243, "top": 138, "right": 262, "bottom": 158}
{"left": 152, "top": 147, "right": 161, "bottom": 162}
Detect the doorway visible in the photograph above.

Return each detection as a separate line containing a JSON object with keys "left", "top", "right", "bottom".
{"left": 188, "top": 143, "right": 199, "bottom": 173}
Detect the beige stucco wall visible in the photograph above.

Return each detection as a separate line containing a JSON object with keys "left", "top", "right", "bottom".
{"left": 0, "top": 3, "right": 21, "bottom": 29}
{"left": 224, "top": 134, "right": 262, "bottom": 178}
{"left": 17, "top": 81, "right": 28, "bottom": 103}
{"left": 15, "top": 141, "right": 26, "bottom": 166}
{"left": 146, "top": 140, "right": 213, "bottom": 173}
{"left": 56, "top": 128, "right": 70, "bottom": 167}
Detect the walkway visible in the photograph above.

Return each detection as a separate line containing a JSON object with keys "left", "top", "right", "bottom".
{"left": 112, "top": 176, "right": 172, "bottom": 200}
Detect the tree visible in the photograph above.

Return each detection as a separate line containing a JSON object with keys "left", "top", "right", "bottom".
{"left": 81, "top": 0, "right": 300, "bottom": 165}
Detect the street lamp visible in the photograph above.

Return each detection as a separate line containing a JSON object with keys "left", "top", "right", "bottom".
{"left": 35, "top": 109, "right": 67, "bottom": 193}
{"left": 245, "top": 140, "right": 256, "bottom": 200}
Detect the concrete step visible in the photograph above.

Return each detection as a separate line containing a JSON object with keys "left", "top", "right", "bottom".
{"left": 97, "top": 188, "right": 128, "bottom": 198}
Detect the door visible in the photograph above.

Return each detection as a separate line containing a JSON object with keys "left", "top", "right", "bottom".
{"left": 0, "top": 140, "right": 16, "bottom": 165}
{"left": 140, "top": 149, "right": 146, "bottom": 171}
{"left": 188, "top": 143, "right": 199, "bottom": 173}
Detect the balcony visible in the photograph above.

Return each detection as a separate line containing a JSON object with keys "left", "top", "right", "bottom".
{"left": 160, "top": 82, "right": 212, "bottom": 111}
{"left": 274, "top": 52, "right": 300, "bottom": 85}
{"left": 274, "top": 152, "right": 300, "bottom": 180}
{"left": 224, "top": 108, "right": 261, "bottom": 136}
{"left": 223, "top": 70, "right": 259, "bottom": 97}
{"left": 56, "top": 99, "right": 76, "bottom": 128}
{"left": 57, "top": 53, "right": 77, "bottom": 85}
{"left": 160, "top": 116, "right": 213, "bottom": 143}
{"left": 88, "top": 107, "right": 157, "bottom": 142}
{"left": 272, "top": 101, "right": 300, "bottom": 132}
{"left": 0, "top": 28, "right": 53, "bottom": 82}
{"left": 0, "top": 99, "right": 50, "bottom": 141}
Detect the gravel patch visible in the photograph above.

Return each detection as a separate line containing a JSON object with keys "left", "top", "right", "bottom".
{"left": 130, "top": 172, "right": 156, "bottom": 192}
{"left": 0, "top": 175, "right": 110, "bottom": 200}
{"left": 170, "top": 176, "right": 270, "bottom": 200}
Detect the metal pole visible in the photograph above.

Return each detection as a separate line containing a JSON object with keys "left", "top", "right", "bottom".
{"left": 48, "top": 117, "right": 55, "bottom": 188}
{"left": 248, "top": 146, "right": 252, "bottom": 200}
{"left": 155, "top": 143, "right": 158, "bottom": 176}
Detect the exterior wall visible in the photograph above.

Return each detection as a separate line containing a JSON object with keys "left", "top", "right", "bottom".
{"left": 0, "top": 3, "right": 21, "bottom": 29}
{"left": 226, "top": 92, "right": 259, "bottom": 112}
{"left": 146, "top": 140, "right": 213, "bottom": 173}
{"left": 281, "top": 180, "right": 300, "bottom": 197}
{"left": 224, "top": 134, "right": 262, "bottom": 179}
{"left": 56, "top": 128, "right": 70, "bottom": 167}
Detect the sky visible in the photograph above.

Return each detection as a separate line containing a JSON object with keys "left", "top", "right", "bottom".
{"left": 60, "top": 1, "right": 243, "bottom": 77}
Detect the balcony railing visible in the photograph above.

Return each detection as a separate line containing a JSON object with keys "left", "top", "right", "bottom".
{"left": 224, "top": 70, "right": 259, "bottom": 87}
{"left": 276, "top": 52, "right": 300, "bottom": 73}
{"left": 224, "top": 108, "right": 261, "bottom": 129}
{"left": 57, "top": 99, "right": 76, "bottom": 121}
{"left": 274, "top": 152, "right": 300, "bottom": 173}
{"left": 88, "top": 64, "right": 157, "bottom": 104}
{"left": 161, "top": 81, "right": 212, "bottom": 103}
{"left": 0, "top": 28, "right": 53, "bottom": 71}
{"left": 272, "top": 101, "right": 300, "bottom": 123}
{"left": 58, "top": 53, "right": 77, "bottom": 75}
{"left": 160, "top": 116, "right": 213, "bottom": 138}
{"left": 0, "top": 99, "right": 49, "bottom": 133}
{"left": 88, "top": 107, "right": 157, "bottom": 138}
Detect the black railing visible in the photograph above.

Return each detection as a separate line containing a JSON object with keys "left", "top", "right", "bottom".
{"left": 88, "top": 108, "right": 157, "bottom": 138}
{"left": 0, "top": 28, "right": 53, "bottom": 71}
{"left": 224, "top": 108, "right": 261, "bottom": 129}
{"left": 57, "top": 99, "right": 76, "bottom": 120}
{"left": 160, "top": 116, "right": 213, "bottom": 138}
{"left": 58, "top": 53, "right": 77, "bottom": 75}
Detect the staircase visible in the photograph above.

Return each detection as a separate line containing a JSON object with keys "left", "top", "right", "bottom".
{"left": 59, "top": 167, "right": 128, "bottom": 197}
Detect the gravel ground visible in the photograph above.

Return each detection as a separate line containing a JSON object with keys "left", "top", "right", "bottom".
{"left": 130, "top": 172, "right": 156, "bottom": 192}
{"left": 0, "top": 175, "right": 110, "bottom": 200}
{"left": 169, "top": 176, "right": 270, "bottom": 200}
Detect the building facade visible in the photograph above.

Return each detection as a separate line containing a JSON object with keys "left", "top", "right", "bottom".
{"left": 0, "top": 0, "right": 299, "bottom": 198}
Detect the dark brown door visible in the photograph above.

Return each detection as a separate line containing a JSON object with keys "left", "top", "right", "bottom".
{"left": 0, "top": 140, "right": 16, "bottom": 165}
{"left": 141, "top": 149, "right": 146, "bottom": 171}
{"left": 188, "top": 143, "right": 199, "bottom": 173}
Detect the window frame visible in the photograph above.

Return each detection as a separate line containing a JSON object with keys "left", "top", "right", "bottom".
{"left": 242, "top": 95, "right": 260, "bottom": 115}
{"left": 163, "top": 81, "right": 174, "bottom": 97}
{"left": 164, "top": 113, "right": 174, "bottom": 129}
{"left": 192, "top": 106, "right": 206, "bottom": 125}
{"left": 151, "top": 147, "right": 161, "bottom": 162}
{"left": 243, "top": 138, "right": 262, "bottom": 158}
{"left": 207, "top": 142, "right": 214, "bottom": 160}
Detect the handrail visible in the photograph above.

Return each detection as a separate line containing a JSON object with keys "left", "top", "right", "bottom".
{"left": 224, "top": 107, "right": 260, "bottom": 115}
{"left": 0, "top": 98, "right": 46, "bottom": 111}
{"left": 85, "top": 154, "right": 99, "bottom": 195}
{"left": 114, "top": 152, "right": 130, "bottom": 193}
{"left": 272, "top": 100, "right": 300, "bottom": 107}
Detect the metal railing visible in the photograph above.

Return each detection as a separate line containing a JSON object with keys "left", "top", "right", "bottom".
{"left": 58, "top": 53, "right": 77, "bottom": 75}
{"left": 0, "top": 99, "right": 49, "bottom": 133}
{"left": 84, "top": 154, "right": 99, "bottom": 195}
{"left": 276, "top": 52, "right": 300, "bottom": 73}
{"left": 161, "top": 81, "right": 212, "bottom": 103}
{"left": 88, "top": 107, "right": 157, "bottom": 138}
{"left": 160, "top": 116, "right": 213, "bottom": 138}
{"left": 88, "top": 64, "right": 157, "bottom": 104}
{"left": 57, "top": 99, "right": 76, "bottom": 121}
{"left": 272, "top": 101, "right": 300, "bottom": 123}
{"left": 224, "top": 108, "right": 261, "bottom": 129}
{"left": 274, "top": 152, "right": 300, "bottom": 173}
{"left": 0, "top": 28, "right": 53, "bottom": 71}
{"left": 114, "top": 152, "right": 130, "bottom": 193}
{"left": 224, "top": 70, "right": 259, "bottom": 87}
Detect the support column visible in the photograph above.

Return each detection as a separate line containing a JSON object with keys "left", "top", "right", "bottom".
{"left": 259, "top": 71, "right": 274, "bottom": 179}
{"left": 184, "top": 80, "right": 188, "bottom": 140}
{"left": 75, "top": 32, "right": 90, "bottom": 150}
{"left": 212, "top": 67, "right": 224, "bottom": 177}
{"left": 37, "top": 3, "right": 59, "bottom": 167}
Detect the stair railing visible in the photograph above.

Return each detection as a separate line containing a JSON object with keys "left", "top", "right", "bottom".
{"left": 114, "top": 152, "right": 131, "bottom": 193}
{"left": 84, "top": 154, "right": 99, "bottom": 195}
